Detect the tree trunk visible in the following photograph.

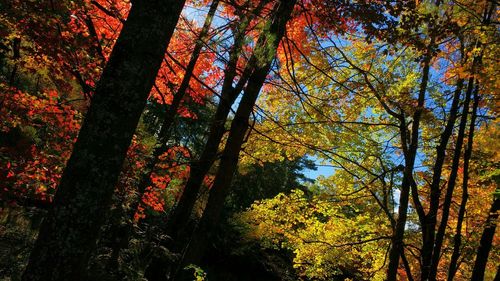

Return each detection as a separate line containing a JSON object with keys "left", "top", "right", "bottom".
{"left": 447, "top": 84, "right": 479, "bottom": 280}
{"left": 386, "top": 40, "right": 433, "bottom": 281}
{"left": 173, "top": 0, "right": 297, "bottom": 276}
{"left": 426, "top": 4, "right": 494, "bottom": 278}
{"left": 144, "top": 2, "right": 269, "bottom": 280}
{"left": 107, "top": 0, "right": 220, "bottom": 271}
{"left": 131, "top": 0, "right": 220, "bottom": 218}
{"left": 401, "top": 250, "right": 415, "bottom": 281}
{"left": 428, "top": 75, "right": 474, "bottom": 281}
{"left": 165, "top": 0, "right": 269, "bottom": 240}
{"left": 470, "top": 195, "right": 500, "bottom": 281}
{"left": 21, "top": 1, "right": 186, "bottom": 280}
{"left": 420, "top": 77, "right": 464, "bottom": 279}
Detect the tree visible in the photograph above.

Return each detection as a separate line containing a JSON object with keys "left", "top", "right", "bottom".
{"left": 471, "top": 191, "right": 500, "bottom": 281}
{"left": 0, "top": 0, "right": 498, "bottom": 279}
{"left": 22, "top": 1, "right": 186, "bottom": 280}
{"left": 226, "top": 157, "right": 315, "bottom": 213}
{"left": 175, "top": 0, "right": 297, "bottom": 269}
{"left": 144, "top": 1, "right": 298, "bottom": 279}
{"left": 164, "top": 0, "right": 272, "bottom": 240}
{"left": 237, "top": 189, "right": 392, "bottom": 280}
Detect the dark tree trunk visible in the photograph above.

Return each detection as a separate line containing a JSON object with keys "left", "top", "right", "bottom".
{"left": 447, "top": 84, "right": 479, "bottom": 280}
{"left": 144, "top": 3, "right": 269, "bottom": 280}
{"left": 165, "top": 0, "right": 268, "bottom": 239}
{"left": 420, "top": 77, "right": 464, "bottom": 279}
{"left": 173, "top": 0, "right": 297, "bottom": 276}
{"left": 106, "top": 0, "right": 220, "bottom": 271}
{"left": 386, "top": 40, "right": 433, "bottom": 281}
{"left": 21, "top": 1, "right": 186, "bottom": 280}
{"left": 131, "top": 0, "right": 220, "bottom": 217}
{"left": 428, "top": 75, "right": 474, "bottom": 281}
{"left": 470, "top": 196, "right": 500, "bottom": 281}
{"left": 425, "top": 3, "right": 494, "bottom": 278}
{"left": 401, "top": 250, "right": 415, "bottom": 281}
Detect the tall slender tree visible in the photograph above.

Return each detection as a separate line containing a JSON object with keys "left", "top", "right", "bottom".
{"left": 165, "top": 0, "right": 269, "bottom": 238}
{"left": 447, "top": 84, "right": 479, "bottom": 280}
{"left": 145, "top": 1, "right": 297, "bottom": 280}
{"left": 129, "top": 0, "right": 220, "bottom": 229}
{"left": 144, "top": 2, "right": 270, "bottom": 280}
{"left": 174, "top": 0, "right": 297, "bottom": 273}
{"left": 385, "top": 30, "right": 435, "bottom": 279}
{"left": 105, "top": 0, "right": 221, "bottom": 270}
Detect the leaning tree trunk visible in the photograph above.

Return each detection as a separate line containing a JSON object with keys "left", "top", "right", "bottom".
{"left": 470, "top": 194, "right": 500, "bottom": 281}
{"left": 104, "top": 1, "right": 221, "bottom": 269}
{"left": 21, "top": 1, "right": 186, "bottom": 280}
{"left": 165, "top": 0, "right": 268, "bottom": 240}
{"left": 171, "top": 0, "right": 297, "bottom": 277}
{"left": 470, "top": 4, "right": 497, "bottom": 280}
{"left": 420, "top": 76, "right": 464, "bottom": 279}
{"left": 130, "top": 0, "right": 220, "bottom": 218}
{"left": 144, "top": 3, "right": 269, "bottom": 280}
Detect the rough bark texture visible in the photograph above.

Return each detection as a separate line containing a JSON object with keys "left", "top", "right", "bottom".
{"left": 131, "top": 0, "right": 220, "bottom": 217}
{"left": 21, "top": 1, "right": 186, "bottom": 280}
{"left": 106, "top": 0, "right": 220, "bottom": 270}
{"left": 104, "top": 0, "right": 220, "bottom": 272}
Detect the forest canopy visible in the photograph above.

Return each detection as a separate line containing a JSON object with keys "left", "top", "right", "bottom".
{"left": 0, "top": 0, "right": 498, "bottom": 280}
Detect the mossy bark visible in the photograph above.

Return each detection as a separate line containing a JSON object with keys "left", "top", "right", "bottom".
{"left": 173, "top": 0, "right": 297, "bottom": 276}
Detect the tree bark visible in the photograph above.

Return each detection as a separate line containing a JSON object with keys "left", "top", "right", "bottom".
{"left": 469, "top": 5, "right": 497, "bottom": 280}
{"left": 165, "top": 0, "right": 269, "bottom": 239}
{"left": 401, "top": 250, "right": 415, "bottom": 281}
{"left": 470, "top": 195, "right": 500, "bottom": 281}
{"left": 130, "top": 0, "right": 220, "bottom": 224}
{"left": 422, "top": 2, "right": 494, "bottom": 276}
{"left": 447, "top": 84, "right": 479, "bottom": 280}
{"left": 420, "top": 74, "right": 464, "bottom": 281}
{"left": 173, "top": 0, "right": 297, "bottom": 276}
{"left": 106, "top": 0, "right": 220, "bottom": 271}
{"left": 21, "top": 1, "right": 186, "bottom": 280}
{"left": 144, "top": 2, "right": 269, "bottom": 280}
{"left": 386, "top": 40, "right": 433, "bottom": 281}
{"left": 428, "top": 75, "right": 473, "bottom": 281}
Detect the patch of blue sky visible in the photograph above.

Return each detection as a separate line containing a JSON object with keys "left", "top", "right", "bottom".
{"left": 302, "top": 155, "right": 337, "bottom": 180}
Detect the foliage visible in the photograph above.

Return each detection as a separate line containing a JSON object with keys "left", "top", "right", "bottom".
{"left": 0, "top": 0, "right": 498, "bottom": 280}
{"left": 237, "top": 189, "right": 391, "bottom": 280}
